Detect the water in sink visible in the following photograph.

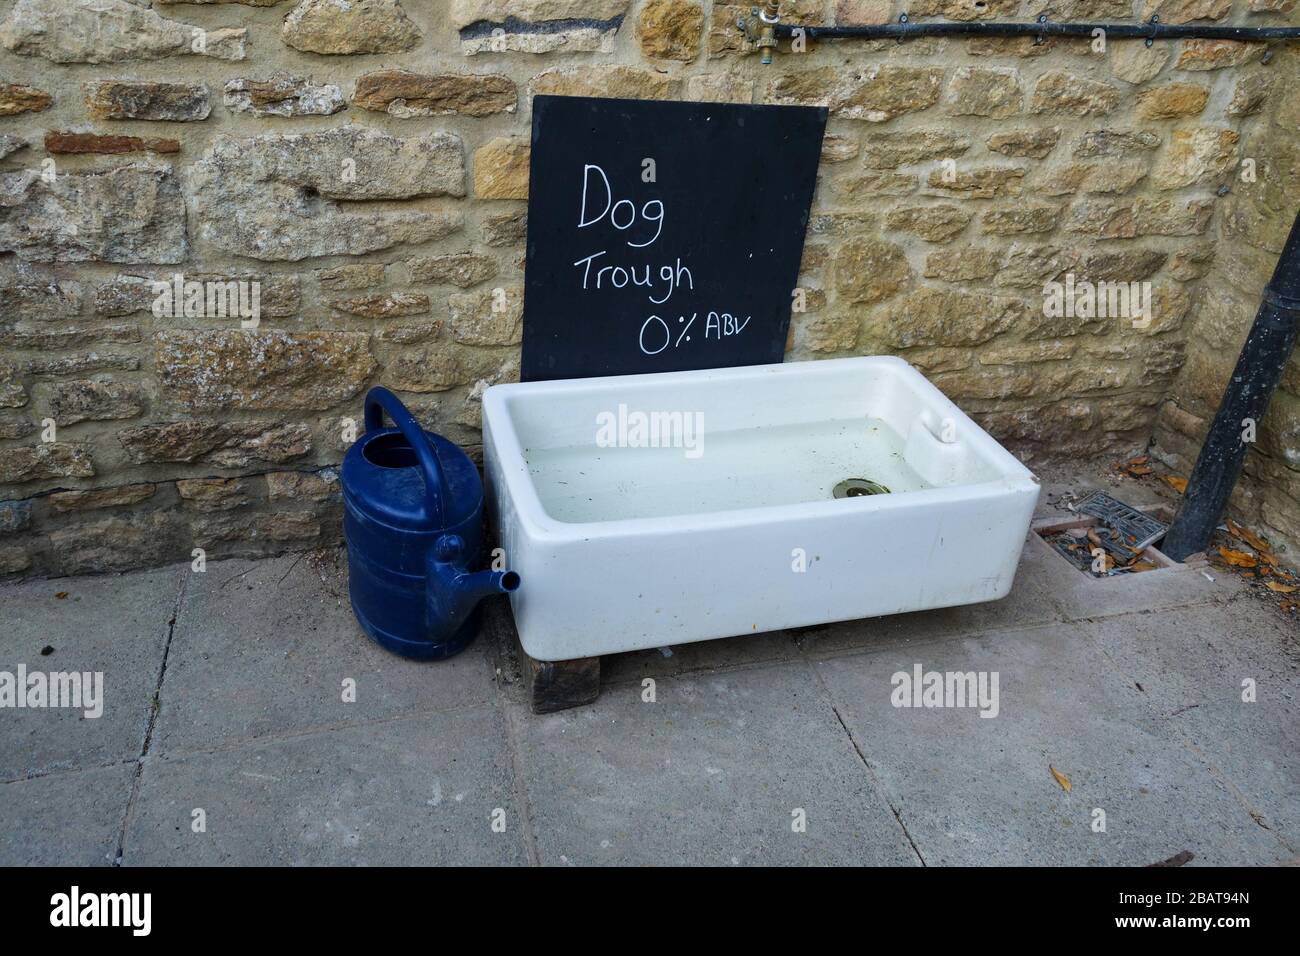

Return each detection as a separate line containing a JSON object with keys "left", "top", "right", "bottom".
{"left": 525, "top": 416, "right": 932, "bottom": 523}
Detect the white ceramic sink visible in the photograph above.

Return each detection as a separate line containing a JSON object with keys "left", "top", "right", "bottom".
{"left": 482, "top": 356, "right": 1039, "bottom": 661}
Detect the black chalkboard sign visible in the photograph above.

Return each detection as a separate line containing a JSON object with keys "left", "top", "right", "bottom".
{"left": 521, "top": 95, "right": 827, "bottom": 382}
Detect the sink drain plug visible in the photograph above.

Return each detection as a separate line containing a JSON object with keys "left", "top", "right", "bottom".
{"left": 833, "top": 478, "right": 890, "bottom": 498}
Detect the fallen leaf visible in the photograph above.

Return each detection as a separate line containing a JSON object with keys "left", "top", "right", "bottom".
{"left": 1163, "top": 475, "right": 1188, "bottom": 494}
{"left": 1086, "top": 528, "right": 1102, "bottom": 548}
{"left": 1123, "top": 456, "right": 1153, "bottom": 476}
{"left": 54, "top": 591, "right": 68, "bottom": 600}
{"left": 1226, "top": 519, "right": 1272, "bottom": 554}
{"left": 1218, "top": 546, "right": 1258, "bottom": 569}
{"left": 1049, "top": 765, "right": 1072, "bottom": 793}
{"left": 1265, "top": 581, "right": 1298, "bottom": 594}
{"left": 1130, "top": 560, "right": 1158, "bottom": 572}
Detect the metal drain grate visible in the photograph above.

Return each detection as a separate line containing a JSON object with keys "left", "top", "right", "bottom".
{"left": 1077, "top": 491, "right": 1168, "bottom": 550}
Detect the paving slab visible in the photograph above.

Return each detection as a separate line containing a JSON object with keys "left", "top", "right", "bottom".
{"left": 815, "top": 622, "right": 1291, "bottom": 865}
{"left": 125, "top": 704, "right": 526, "bottom": 866}
{"left": 6, "top": 525, "right": 1297, "bottom": 868}
{"left": 793, "top": 531, "right": 1068, "bottom": 659}
{"left": 0, "top": 763, "right": 136, "bottom": 865}
{"left": 156, "top": 553, "right": 497, "bottom": 754}
{"left": 0, "top": 568, "right": 181, "bottom": 779}
{"left": 507, "top": 660, "right": 920, "bottom": 866}
{"left": 1090, "top": 603, "right": 1300, "bottom": 850}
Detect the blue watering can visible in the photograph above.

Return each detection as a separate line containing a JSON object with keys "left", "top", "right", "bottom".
{"left": 342, "top": 387, "right": 520, "bottom": 660}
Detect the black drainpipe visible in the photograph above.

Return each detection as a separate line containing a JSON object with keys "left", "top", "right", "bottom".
{"left": 774, "top": 17, "right": 1300, "bottom": 43}
{"left": 1161, "top": 212, "right": 1300, "bottom": 561}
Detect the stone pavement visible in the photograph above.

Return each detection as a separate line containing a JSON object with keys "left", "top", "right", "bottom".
{"left": 1, "top": 479, "right": 1297, "bottom": 866}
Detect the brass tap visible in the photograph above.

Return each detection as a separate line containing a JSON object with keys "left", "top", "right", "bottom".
{"left": 738, "top": 2, "right": 781, "bottom": 64}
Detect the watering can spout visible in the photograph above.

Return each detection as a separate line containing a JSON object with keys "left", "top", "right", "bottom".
{"left": 425, "top": 534, "right": 520, "bottom": 641}
{"left": 458, "top": 568, "right": 521, "bottom": 602}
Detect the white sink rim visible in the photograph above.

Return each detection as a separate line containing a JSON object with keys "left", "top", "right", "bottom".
{"left": 483, "top": 355, "right": 1036, "bottom": 543}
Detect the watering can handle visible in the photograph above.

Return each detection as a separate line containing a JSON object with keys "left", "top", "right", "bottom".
{"left": 363, "top": 387, "right": 448, "bottom": 526}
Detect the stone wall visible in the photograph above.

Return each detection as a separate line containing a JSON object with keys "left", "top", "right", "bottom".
{"left": 1, "top": 0, "right": 1298, "bottom": 577}
{"left": 1152, "top": 40, "right": 1300, "bottom": 555}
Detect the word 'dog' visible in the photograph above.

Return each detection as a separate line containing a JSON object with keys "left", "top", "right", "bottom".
{"left": 578, "top": 164, "right": 664, "bottom": 248}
